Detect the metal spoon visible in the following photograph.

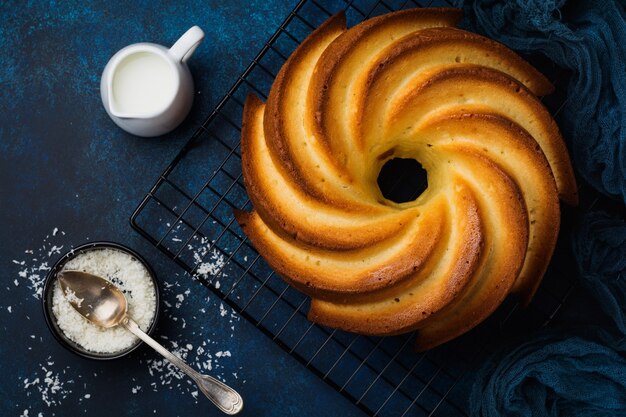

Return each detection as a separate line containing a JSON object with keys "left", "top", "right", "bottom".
{"left": 58, "top": 270, "right": 244, "bottom": 415}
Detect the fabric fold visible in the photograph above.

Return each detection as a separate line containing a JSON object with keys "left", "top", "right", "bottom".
{"left": 572, "top": 211, "right": 626, "bottom": 349}
{"left": 470, "top": 331, "right": 626, "bottom": 417}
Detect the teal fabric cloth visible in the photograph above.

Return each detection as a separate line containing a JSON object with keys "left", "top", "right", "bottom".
{"left": 572, "top": 211, "right": 626, "bottom": 349}
{"left": 469, "top": 332, "right": 626, "bottom": 417}
{"left": 458, "top": 0, "right": 626, "bottom": 203}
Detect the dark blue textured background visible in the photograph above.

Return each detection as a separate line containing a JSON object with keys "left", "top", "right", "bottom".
{"left": 0, "top": 1, "right": 617, "bottom": 416}
{"left": 0, "top": 1, "right": 365, "bottom": 416}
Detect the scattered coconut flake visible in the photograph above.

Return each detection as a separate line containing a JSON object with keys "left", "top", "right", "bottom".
{"left": 12, "top": 228, "right": 64, "bottom": 299}
{"left": 47, "top": 245, "right": 64, "bottom": 257}
{"left": 62, "top": 288, "right": 84, "bottom": 308}
{"left": 23, "top": 361, "right": 74, "bottom": 407}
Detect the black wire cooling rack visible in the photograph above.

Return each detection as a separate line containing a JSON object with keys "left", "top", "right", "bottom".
{"left": 130, "top": 0, "right": 578, "bottom": 415}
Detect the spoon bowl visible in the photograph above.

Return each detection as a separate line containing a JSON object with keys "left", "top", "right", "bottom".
{"left": 58, "top": 271, "right": 128, "bottom": 328}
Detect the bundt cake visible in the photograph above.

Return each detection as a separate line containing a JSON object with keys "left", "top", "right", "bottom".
{"left": 235, "top": 8, "right": 577, "bottom": 351}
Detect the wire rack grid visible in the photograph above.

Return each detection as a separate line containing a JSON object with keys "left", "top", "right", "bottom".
{"left": 130, "top": 0, "right": 577, "bottom": 415}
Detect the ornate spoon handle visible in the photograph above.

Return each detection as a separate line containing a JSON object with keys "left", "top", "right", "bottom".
{"left": 123, "top": 317, "right": 243, "bottom": 414}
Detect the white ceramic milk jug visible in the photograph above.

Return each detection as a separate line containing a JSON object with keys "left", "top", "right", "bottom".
{"left": 101, "top": 26, "right": 204, "bottom": 137}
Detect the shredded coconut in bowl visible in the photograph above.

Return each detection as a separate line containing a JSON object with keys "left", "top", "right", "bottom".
{"left": 51, "top": 247, "right": 157, "bottom": 354}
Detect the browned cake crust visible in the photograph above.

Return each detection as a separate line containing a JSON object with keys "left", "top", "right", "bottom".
{"left": 236, "top": 8, "right": 577, "bottom": 350}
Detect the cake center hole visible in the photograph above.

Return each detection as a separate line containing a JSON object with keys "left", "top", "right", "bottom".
{"left": 377, "top": 158, "right": 428, "bottom": 203}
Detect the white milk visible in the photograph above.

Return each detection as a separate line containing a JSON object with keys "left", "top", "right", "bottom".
{"left": 111, "top": 52, "right": 177, "bottom": 115}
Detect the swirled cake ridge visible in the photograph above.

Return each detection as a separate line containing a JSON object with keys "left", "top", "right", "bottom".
{"left": 235, "top": 8, "right": 577, "bottom": 350}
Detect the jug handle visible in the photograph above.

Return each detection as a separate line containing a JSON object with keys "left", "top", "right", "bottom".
{"left": 169, "top": 26, "right": 205, "bottom": 63}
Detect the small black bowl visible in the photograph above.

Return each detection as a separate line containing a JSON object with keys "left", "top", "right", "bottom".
{"left": 42, "top": 241, "right": 160, "bottom": 360}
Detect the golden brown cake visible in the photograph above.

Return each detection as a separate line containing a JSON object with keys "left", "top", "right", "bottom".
{"left": 235, "top": 8, "right": 577, "bottom": 351}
